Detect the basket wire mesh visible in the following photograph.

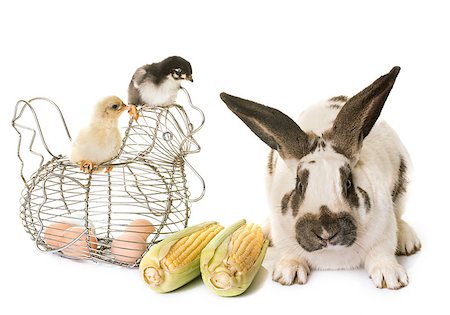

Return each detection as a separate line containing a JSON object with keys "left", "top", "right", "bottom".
{"left": 12, "top": 87, "right": 205, "bottom": 267}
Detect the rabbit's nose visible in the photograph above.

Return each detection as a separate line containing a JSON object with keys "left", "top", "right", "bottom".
{"left": 315, "top": 231, "right": 338, "bottom": 247}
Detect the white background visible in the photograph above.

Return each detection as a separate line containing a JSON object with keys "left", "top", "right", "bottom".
{"left": 1, "top": 1, "right": 449, "bottom": 314}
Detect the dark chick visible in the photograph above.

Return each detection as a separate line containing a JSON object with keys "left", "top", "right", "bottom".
{"left": 128, "top": 56, "right": 193, "bottom": 121}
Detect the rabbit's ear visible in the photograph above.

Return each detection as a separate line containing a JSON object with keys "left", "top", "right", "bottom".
{"left": 324, "top": 66, "right": 401, "bottom": 160}
{"left": 220, "top": 93, "right": 310, "bottom": 161}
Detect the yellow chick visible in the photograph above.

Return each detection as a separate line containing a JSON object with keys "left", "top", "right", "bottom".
{"left": 70, "top": 96, "right": 128, "bottom": 173}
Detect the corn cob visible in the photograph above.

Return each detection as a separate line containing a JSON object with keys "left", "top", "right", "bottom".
{"left": 139, "top": 221, "right": 223, "bottom": 293}
{"left": 200, "top": 219, "right": 269, "bottom": 297}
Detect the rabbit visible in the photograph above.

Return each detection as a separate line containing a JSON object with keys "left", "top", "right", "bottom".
{"left": 219, "top": 66, "right": 421, "bottom": 290}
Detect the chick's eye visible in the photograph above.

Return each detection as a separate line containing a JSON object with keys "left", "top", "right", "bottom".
{"left": 111, "top": 104, "right": 119, "bottom": 110}
{"left": 174, "top": 68, "right": 182, "bottom": 74}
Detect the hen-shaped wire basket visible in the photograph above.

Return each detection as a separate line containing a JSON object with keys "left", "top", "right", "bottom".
{"left": 12, "top": 87, "right": 205, "bottom": 267}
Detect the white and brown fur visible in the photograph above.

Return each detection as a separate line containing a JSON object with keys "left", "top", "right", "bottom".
{"left": 220, "top": 67, "right": 421, "bottom": 289}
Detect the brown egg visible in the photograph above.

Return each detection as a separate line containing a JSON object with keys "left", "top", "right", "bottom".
{"left": 125, "top": 219, "right": 155, "bottom": 241}
{"left": 60, "top": 226, "right": 98, "bottom": 259}
{"left": 111, "top": 232, "right": 148, "bottom": 264}
{"left": 43, "top": 222, "right": 74, "bottom": 249}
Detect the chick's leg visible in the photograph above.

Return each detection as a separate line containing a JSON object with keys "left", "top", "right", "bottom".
{"left": 105, "top": 166, "right": 113, "bottom": 173}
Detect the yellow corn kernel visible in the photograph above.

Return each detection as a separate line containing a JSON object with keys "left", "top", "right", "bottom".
{"left": 228, "top": 223, "right": 264, "bottom": 273}
{"left": 139, "top": 222, "right": 223, "bottom": 293}
{"left": 200, "top": 219, "right": 269, "bottom": 297}
{"left": 162, "top": 223, "right": 223, "bottom": 271}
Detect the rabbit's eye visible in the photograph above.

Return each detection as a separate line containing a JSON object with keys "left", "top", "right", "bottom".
{"left": 346, "top": 179, "right": 352, "bottom": 190}
{"left": 296, "top": 181, "right": 304, "bottom": 194}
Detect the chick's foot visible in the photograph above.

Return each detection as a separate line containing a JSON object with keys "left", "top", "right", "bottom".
{"left": 80, "top": 161, "right": 98, "bottom": 173}
{"left": 128, "top": 105, "right": 139, "bottom": 122}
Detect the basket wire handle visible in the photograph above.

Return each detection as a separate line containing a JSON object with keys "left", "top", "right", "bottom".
{"left": 181, "top": 156, "right": 206, "bottom": 202}
{"left": 12, "top": 98, "right": 72, "bottom": 185}
{"left": 180, "top": 86, "right": 205, "bottom": 134}
{"left": 175, "top": 87, "right": 206, "bottom": 202}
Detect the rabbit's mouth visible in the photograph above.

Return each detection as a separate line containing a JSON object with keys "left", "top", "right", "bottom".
{"left": 294, "top": 205, "right": 357, "bottom": 252}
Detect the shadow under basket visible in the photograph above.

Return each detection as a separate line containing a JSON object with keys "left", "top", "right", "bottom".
{"left": 13, "top": 88, "right": 205, "bottom": 267}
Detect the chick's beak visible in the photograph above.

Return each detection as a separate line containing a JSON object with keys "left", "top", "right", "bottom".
{"left": 186, "top": 74, "right": 193, "bottom": 82}
{"left": 120, "top": 104, "right": 129, "bottom": 112}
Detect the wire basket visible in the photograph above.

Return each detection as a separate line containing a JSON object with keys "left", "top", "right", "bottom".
{"left": 12, "top": 88, "right": 205, "bottom": 267}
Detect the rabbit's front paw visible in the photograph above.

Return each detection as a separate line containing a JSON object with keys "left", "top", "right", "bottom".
{"left": 396, "top": 220, "right": 421, "bottom": 256}
{"left": 369, "top": 263, "right": 408, "bottom": 289}
{"left": 272, "top": 258, "right": 310, "bottom": 285}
